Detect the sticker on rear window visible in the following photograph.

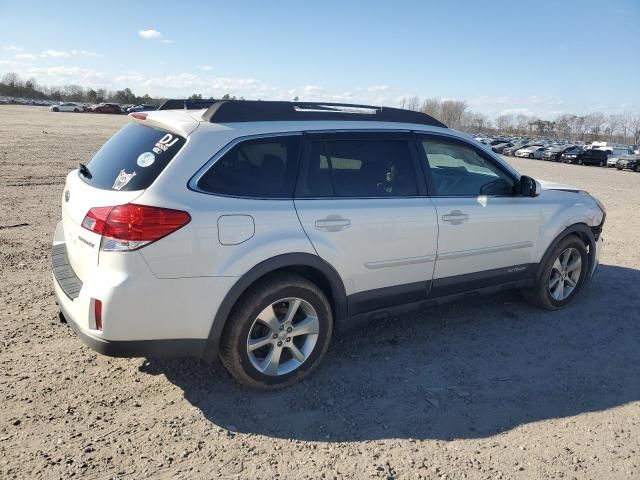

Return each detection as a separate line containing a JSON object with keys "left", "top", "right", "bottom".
{"left": 137, "top": 152, "right": 155, "bottom": 167}
{"left": 113, "top": 169, "right": 137, "bottom": 190}
{"left": 153, "top": 133, "right": 180, "bottom": 154}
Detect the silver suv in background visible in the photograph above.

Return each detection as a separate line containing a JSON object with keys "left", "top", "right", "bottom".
{"left": 53, "top": 100, "right": 606, "bottom": 389}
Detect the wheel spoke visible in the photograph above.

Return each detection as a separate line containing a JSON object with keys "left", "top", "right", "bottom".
{"left": 257, "top": 304, "right": 281, "bottom": 332}
{"left": 549, "top": 274, "right": 561, "bottom": 288}
{"left": 561, "top": 250, "right": 571, "bottom": 269}
{"left": 286, "top": 343, "right": 306, "bottom": 363}
{"left": 565, "top": 276, "right": 577, "bottom": 288}
{"left": 290, "top": 316, "right": 320, "bottom": 337}
{"left": 566, "top": 256, "right": 582, "bottom": 273}
{"left": 282, "top": 299, "right": 301, "bottom": 325}
{"left": 259, "top": 346, "right": 283, "bottom": 375}
{"left": 552, "top": 258, "right": 562, "bottom": 273}
{"left": 555, "top": 279, "right": 565, "bottom": 300}
{"left": 248, "top": 335, "right": 273, "bottom": 352}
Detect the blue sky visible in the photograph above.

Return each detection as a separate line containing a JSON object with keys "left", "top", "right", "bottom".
{"left": 1, "top": 0, "right": 639, "bottom": 118}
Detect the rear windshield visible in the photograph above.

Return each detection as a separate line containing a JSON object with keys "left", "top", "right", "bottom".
{"left": 80, "top": 123, "right": 186, "bottom": 191}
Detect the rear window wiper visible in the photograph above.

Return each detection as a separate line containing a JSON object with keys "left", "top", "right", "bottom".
{"left": 79, "top": 163, "right": 92, "bottom": 179}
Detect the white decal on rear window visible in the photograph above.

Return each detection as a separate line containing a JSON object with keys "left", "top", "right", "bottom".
{"left": 137, "top": 152, "right": 155, "bottom": 167}
{"left": 152, "top": 133, "right": 179, "bottom": 154}
{"left": 113, "top": 169, "right": 137, "bottom": 190}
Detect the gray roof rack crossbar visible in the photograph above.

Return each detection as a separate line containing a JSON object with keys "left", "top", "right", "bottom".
{"left": 198, "top": 100, "right": 446, "bottom": 127}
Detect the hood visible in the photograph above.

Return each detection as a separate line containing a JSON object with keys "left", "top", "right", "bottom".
{"left": 538, "top": 180, "right": 581, "bottom": 193}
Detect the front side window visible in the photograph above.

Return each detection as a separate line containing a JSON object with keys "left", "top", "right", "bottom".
{"left": 197, "top": 135, "right": 301, "bottom": 198}
{"left": 298, "top": 139, "right": 418, "bottom": 198}
{"left": 421, "top": 139, "right": 515, "bottom": 196}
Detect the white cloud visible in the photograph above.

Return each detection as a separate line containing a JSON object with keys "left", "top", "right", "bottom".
{"left": 15, "top": 53, "right": 35, "bottom": 60}
{"left": 367, "top": 85, "right": 389, "bottom": 92}
{"left": 2, "top": 45, "right": 23, "bottom": 52}
{"left": 161, "top": 39, "right": 174, "bottom": 44}
{"left": 71, "top": 49, "right": 101, "bottom": 57}
{"left": 41, "top": 49, "right": 70, "bottom": 58}
{"left": 197, "top": 65, "right": 213, "bottom": 71}
{"left": 139, "top": 29, "right": 162, "bottom": 39}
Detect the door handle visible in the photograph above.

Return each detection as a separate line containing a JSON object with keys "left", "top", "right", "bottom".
{"left": 441, "top": 210, "right": 469, "bottom": 225}
{"left": 315, "top": 216, "right": 351, "bottom": 232}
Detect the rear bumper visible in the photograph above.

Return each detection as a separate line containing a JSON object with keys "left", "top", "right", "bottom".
{"left": 52, "top": 221, "right": 233, "bottom": 359}
{"left": 55, "top": 284, "right": 206, "bottom": 358}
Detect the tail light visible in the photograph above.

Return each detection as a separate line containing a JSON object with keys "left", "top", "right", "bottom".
{"left": 81, "top": 204, "right": 191, "bottom": 251}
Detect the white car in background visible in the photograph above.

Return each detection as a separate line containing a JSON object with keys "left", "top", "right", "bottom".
{"left": 49, "top": 102, "right": 83, "bottom": 113}
{"left": 52, "top": 100, "right": 606, "bottom": 389}
{"left": 515, "top": 145, "right": 546, "bottom": 159}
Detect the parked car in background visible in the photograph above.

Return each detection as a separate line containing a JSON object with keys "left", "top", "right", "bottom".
{"left": 502, "top": 143, "right": 530, "bottom": 156}
{"left": 616, "top": 154, "right": 640, "bottom": 171}
{"left": 49, "top": 102, "right": 83, "bottom": 113}
{"left": 606, "top": 147, "right": 634, "bottom": 167}
{"left": 543, "top": 145, "right": 577, "bottom": 162}
{"left": 491, "top": 142, "right": 513, "bottom": 154}
{"left": 127, "top": 104, "right": 158, "bottom": 113}
{"left": 569, "top": 148, "right": 609, "bottom": 166}
{"left": 91, "top": 103, "right": 122, "bottom": 114}
{"left": 515, "top": 146, "right": 545, "bottom": 159}
{"left": 559, "top": 146, "right": 585, "bottom": 163}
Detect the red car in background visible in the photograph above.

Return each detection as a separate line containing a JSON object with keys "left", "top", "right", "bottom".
{"left": 90, "top": 103, "right": 122, "bottom": 114}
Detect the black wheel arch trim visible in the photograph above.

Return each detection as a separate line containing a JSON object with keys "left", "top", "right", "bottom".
{"left": 202, "top": 252, "right": 347, "bottom": 360}
{"left": 535, "top": 223, "right": 596, "bottom": 282}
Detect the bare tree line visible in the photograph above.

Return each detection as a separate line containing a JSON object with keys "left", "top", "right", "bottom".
{"left": 2, "top": 71, "right": 638, "bottom": 144}
{"left": 401, "top": 96, "right": 640, "bottom": 144}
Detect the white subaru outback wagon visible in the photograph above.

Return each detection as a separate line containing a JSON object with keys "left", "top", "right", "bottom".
{"left": 53, "top": 100, "right": 605, "bottom": 389}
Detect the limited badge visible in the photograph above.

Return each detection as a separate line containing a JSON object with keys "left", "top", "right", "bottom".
{"left": 112, "top": 169, "right": 137, "bottom": 190}
{"left": 137, "top": 152, "right": 155, "bottom": 167}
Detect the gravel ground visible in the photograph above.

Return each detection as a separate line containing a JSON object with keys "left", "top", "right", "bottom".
{"left": 1, "top": 105, "right": 639, "bottom": 479}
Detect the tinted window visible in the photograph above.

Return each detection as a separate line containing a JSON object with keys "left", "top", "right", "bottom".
{"left": 81, "top": 123, "right": 186, "bottom": 191}
{"left": 197, "top": 135, "right": 301, "bottom": 198}
{"left": 421, "top": 139, "right": 515, "bottom": 196}
{"left": 299, "top": 139, "right": 418, "bottom": 198}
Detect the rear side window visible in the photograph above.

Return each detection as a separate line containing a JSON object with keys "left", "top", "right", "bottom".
{"left": 196, "top": 135, "right": 301, "bottom": 198}
{"left": 81, "top": 123, "right": 185, "bottom": 191}
{"left": 298, "top": 140, "right": 418, "bottom": 197}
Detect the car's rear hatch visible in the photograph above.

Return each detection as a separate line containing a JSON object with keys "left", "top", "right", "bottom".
{"left": 61, "top": 122, "right": 188, "bottom": 281}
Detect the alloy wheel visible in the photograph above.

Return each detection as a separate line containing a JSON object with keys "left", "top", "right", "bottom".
{"left": 548, "top": 247, "right": 582, "bottom": 301}
{"left": 246, "top": 298, "right": 320, "bottom": 376}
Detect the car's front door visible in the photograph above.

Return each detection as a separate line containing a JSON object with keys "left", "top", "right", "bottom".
{"left": 294, "top": 132, "right": 439, "bottom": 315}
{"left": 416, "top": 134, "right": 540, "bottom": 297}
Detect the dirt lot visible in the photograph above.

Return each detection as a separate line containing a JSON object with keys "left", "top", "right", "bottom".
{"left": 1, "top": 104, "right": 639, "bottom": 479}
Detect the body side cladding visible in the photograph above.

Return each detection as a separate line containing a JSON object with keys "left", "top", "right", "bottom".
{"left": 201, "top": 252, "right": 348, "bottom": 361}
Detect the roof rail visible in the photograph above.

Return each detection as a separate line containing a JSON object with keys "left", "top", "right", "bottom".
{"left": 157, "top": 98, "right": 219, "bottom": 110}
{"left": 199, "top": 100, "right": 447, "bottom": 127}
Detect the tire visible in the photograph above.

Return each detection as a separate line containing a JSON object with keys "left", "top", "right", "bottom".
{"left": 73, "top": 108, "right": 79, "bottom": 112}
{"left": 617, "top": 167, "right": 623, "bottom": 170}
{"left": 577, "top": 159, "right": 583, "bottom": 165}
{"left": 522, "top": 234, "right": 589, "bottom": 310}
{"left": 528, "top": 153, "right": 534, "bottom": 159}
{"left": 220, "top": 272, "right": 333, "bottom": 389}
{"left": 52, "top": 107, "right": 59, "bottom": 112}
{"left": 599, "top": 160, "right": 604, "bottom": 167}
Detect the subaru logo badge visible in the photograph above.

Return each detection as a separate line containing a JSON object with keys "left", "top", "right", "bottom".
{"left": 64, "top": 190, "right": 70, "bottom": 202}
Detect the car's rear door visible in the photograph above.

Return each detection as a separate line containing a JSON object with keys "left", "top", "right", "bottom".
{"left": 294, "top": 131, "right": 439, "bottom": 315}
{"left": 416, "top": 133, "right": 540, "bottom": 297}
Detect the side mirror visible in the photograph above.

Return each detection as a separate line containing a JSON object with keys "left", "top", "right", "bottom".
{"left": 520, "top": 175, "right": 541, "bottom": 197}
